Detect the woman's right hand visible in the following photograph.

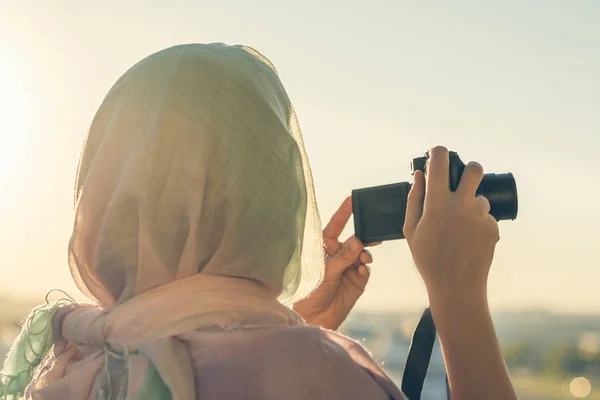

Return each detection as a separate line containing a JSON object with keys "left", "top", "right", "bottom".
{"left": 403, "top": 145, "right": 517, "bottom": 400}
{"left": 403, "top": 145, "right": 499, "bottom": 303}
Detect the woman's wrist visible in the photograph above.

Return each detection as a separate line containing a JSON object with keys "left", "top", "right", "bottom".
{"left": 427, "top": 286, "right": 490, "bottom": 331}
{"left": 426, "top": 278, "right": 488, "bottom": 311}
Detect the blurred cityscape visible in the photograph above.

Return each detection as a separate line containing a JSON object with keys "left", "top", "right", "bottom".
{"left": 340, "top": 311, "right": 600, "bottom": 399}
{"left": 2, "top": 295, "right": 600, "bottom": 399}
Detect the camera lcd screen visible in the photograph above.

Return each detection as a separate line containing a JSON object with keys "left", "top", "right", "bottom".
{"left": 352, "top": 182, "right": 411, "bottom": 243}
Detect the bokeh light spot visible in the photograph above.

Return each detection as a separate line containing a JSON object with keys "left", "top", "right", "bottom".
{"left": 570, "top": 377, "right": 591, "bottom": 398}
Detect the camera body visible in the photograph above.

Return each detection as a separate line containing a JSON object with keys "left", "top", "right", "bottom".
{"left": 352, "top": 150, "right": 518, "bottom": 243}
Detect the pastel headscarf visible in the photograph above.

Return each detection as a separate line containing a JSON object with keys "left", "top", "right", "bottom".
{"left": 70, "top": 43, "right": 324, "bottom": 306}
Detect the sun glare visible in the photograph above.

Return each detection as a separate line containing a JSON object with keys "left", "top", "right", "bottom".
{"left": 0, "top": 50, "right": 32, "bottom": 183}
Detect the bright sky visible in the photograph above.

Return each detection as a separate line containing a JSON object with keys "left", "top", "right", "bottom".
{"left": 0, "top": 1, "right": 598, "bottom": 313}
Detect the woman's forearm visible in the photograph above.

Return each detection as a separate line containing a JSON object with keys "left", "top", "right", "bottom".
{"left": 429, "top": 292, "right": 517, "bottom": 400}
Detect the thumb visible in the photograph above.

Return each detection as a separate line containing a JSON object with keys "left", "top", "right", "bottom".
{"left": 326, "top": 237, "right": 364, "bottom": 278}
{"left": 403, "top": 170, "right": 425, "bottom": 239}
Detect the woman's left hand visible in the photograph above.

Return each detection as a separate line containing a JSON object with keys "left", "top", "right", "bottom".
{"left": 293, "top": 197, "right": 379, "bottom": 330}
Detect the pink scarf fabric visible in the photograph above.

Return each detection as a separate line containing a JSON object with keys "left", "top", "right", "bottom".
{"left": 27, "top": 274, "right": 404, "bottom": 399}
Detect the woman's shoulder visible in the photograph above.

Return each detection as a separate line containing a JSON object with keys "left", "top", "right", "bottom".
{"left": 183, "top": 324, "right": 405, "bottom": 399}
{"left": 270, "top": 325, "right": 406, "bottom": 400}
{"left": 280, "top": 325, "right": 376, "bottom": 365}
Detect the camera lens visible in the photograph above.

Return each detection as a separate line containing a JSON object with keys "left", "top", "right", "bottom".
{"left": 477, "top": 173, "right": 518, "bottom": 221}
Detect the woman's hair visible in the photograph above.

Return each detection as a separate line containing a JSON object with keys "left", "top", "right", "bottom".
{"left": 69, "top": 43, "right": 324, "bottom": 306}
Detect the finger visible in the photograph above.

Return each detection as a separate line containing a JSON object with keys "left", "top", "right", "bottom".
{"left": 425, "top": 146, "right": 450, "bottom": 206}
{"left": 403, "top": 170, "right": 425, "bottom": 239}
{"left": 360, "top": 250, "right": 373, "bottom": 264}
{"left": 474, "top": 195, "right": 491, "bottom": 214}
{"left": 344, "top": 265, "right": 370, "bottom": 291}
{"left": 323, "top": 196, "right": 352, "bottom": 254}
{"left": 357, "top": 264, "right": 370, "bottom": 277}
{"left": 457, "top": 161, "right": 484, "bottom": 198}
{"left": 364, "top": 241, "right": 382, "bottom": 247}
{"left": 324, "top": 241, "right": 341, "bottom": 257}
{"left": 327, "top": 236, "right": 364, "bottom": 277}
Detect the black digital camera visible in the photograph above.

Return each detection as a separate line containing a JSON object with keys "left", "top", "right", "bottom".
{"left": 352, "top": 150, "right": 518, "bottom": 243}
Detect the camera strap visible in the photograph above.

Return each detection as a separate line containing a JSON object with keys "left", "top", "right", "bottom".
{"left": 401, "top": 307, "right": 450, "bottom": 400}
